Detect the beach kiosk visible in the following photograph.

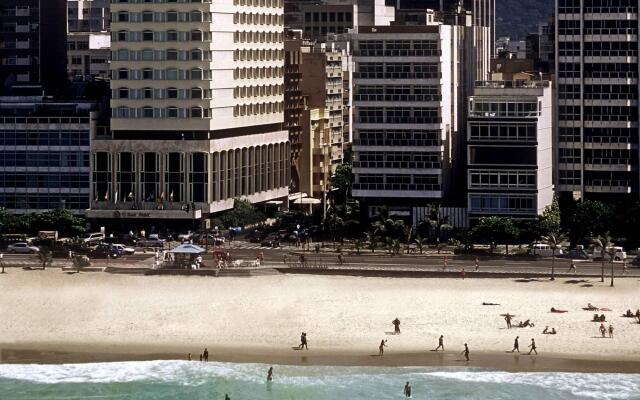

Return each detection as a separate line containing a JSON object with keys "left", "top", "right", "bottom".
{"left": 167, "top": 244, "right": 206, "bottom": 269}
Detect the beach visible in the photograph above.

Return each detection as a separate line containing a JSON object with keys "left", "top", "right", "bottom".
{"left": 1, "top": 269, "right": 639, "bottom": 373}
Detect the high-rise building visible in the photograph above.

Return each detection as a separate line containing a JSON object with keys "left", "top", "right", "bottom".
{"left": 87, "top": 0, "right": 289, "bottom": 225}
{"left": 0, "top": 0, "right": 68, "bottom": 96}
{"left": 0, "top": 98, "right": 96, "bottom": 214}
{"left": 67, "top": 0, "right": 110, "bottom": 33}
{"left": 67, "top": 0, "right": 111, "bottom": 82}
{"left": 467, "top": 80, "right": 553, "bottom": 221}
{"left": 351, "top": 22, "right": 471, "bottom": 218}
{"left": 555, "top": 0, "right": 639, "bottom": 201}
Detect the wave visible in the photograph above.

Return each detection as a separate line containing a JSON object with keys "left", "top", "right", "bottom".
{"left": 1, "top": 361, "right": 639, "bottom": 399}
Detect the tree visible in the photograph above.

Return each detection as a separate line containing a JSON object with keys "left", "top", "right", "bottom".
{"left": 30, "top": 209, "right": 86, "bottom": 237}
{"left": 541, "top": 232, "right": 566, "bottom": 281}
{"left": 428, "top": 203, "right": 450, "bottom": 243}
{"left": 37, "top": 249, "right": 52, "bottom": 270}
{"left": 72, "top": 255, "right": 91, "bottom": 273}
{"left": 414, "top": 235, "right": 427, "bottom": 254}
{"left": 570, "top": 200, "right": 613, "bottom": 244}
{"left": 220, "top": 199, "right": 266, "bottom": 228}
{"left": 353, "top": 239, "right": 363, "bottom": 255}
{"left": 471, "top": 216, "right": 520, "bottom": 255}
{"left": 539, "top": 197, "right": 561, "bottom": 236}
{"left": 330, "top": 163, "right": 353, "bottom": 206}
{"left": 365, "top": 232, "right": 377, "bottom": 253}
{"left": 392, "top": 239, "right": 401, "bottom": 255}
{"left": 591, "top": 233, "right": 613, "bottom": 283}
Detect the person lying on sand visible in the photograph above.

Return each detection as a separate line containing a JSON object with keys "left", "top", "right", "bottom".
{"left": 543, "top": 326, "right": 549, "bottom": 334}
{"left": 585, "top": 303, "right": 598, "bottom": 311}
{"left": 623, "top": 309, "right": 634, "bottom": 318}
{"left": 550, "top": 307, "right": 568, "bottom": 313}
{"left": 542, "top": 327, "right": 557, "bottom": 335}
{"left": 482, "top": 302, "right": 500, "bottom": 306}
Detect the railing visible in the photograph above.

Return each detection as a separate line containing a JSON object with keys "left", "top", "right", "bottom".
{"left": 353, "top": 72, "right": 441, "bottom": 80}
{"left": 359, "top": 117, "right": 441, "bottom": 124}
{"left": 353, "top": 183, "right": 440, "bottom": 191}
{"left": 353, "top": 139, "right": 440, "bottom": 147}
{"left": 355, "top": 50, "right": 441, "bottom": 57}
{"left": 353, "top": 161, "right": 440, "bottom": 169}
{"left": 355, "top": 94, "right": 440, "bottom": 102}
{"left": 585, "top": 72, "right": 638, "bottom": 79}
{"left": 474, "top": 80, "right": 550, "bottom": 89}
{"left": 585, "top": 158, "right": 632, "bottom": 166}
{"left": 587, "top": 179, "right": 631, "bottom": 188}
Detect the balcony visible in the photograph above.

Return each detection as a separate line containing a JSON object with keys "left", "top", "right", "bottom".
{"left": 354, "top": 94, "right": 441, "bottom": 103}
{"left": 353, "top": 161, "right": 441, "bottom": 170}
{"left": 585, "top": 180, "right": 633, "bottom": 194}
{"left": 353, "top": 72, "right": 441, "bottom": 80}
{"left": 355, "top": 50, "right": 441, "bottom": 57}
{"left": 584, "top": 159, "right": 635, "bottom": 172}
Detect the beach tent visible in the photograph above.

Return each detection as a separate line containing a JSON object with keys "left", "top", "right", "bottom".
{"left": 166, "top": 244, "right": 206, "bottom": 269}
{"left": 169, "top": 244, "right": 206, "bottom": 254}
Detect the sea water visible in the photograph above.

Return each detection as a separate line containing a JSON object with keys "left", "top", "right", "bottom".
{"left": 0, "top": 360, "right": 639, "bottom": 400}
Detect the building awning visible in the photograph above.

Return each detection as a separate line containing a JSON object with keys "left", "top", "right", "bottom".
{"left": 293, "top": 197, "right": 321, "bottom": 205}
{"left": 288, "top": 192, "right": 308, "bottom": 201}
{"left": 169, "top": 244, "right": 206, "bottom": 254}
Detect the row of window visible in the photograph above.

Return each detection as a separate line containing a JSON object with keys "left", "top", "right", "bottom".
{"left": 356, "top": 63, "right": 439, "bottom": 79}
{"left": 0, "top": 194, "right": 88, "bottom": 211}
{"left": 113, "top": 29, "right": 211, "bottom": 42}
{"left": 113, "top": 10, "right": 211, "bottom": 23}
{"left": 468, "top": 124, "right": 537, "bottom": 141}
{"left": 353, "top": 173, "right": 440, "bottom": 192}
{"left": 113, "top": 67, "right": 211, "bottom": 80}
{"left": 558, "top": 62, "right": 639, "bottom": 79}
{"left": 233, "top": 101, "right": 284, "bottom": 116}
{"left": 114, "top": 0, "right": 282, "bottom": 4}
{"left": 112, "top": 48, "right": 211, "bottom": 61}
{"left": 559, "top": 19, "right": 638, "bottom": 36}
{"left": 358, "top": 107, "right": 441, "bottom": 124}
{"left": 355, "top": 130, "right": 441, "bottom": 147}
{"left": 112, "top": 106, "right": 211, "bottom": 119}
{"left": 0, "top": 130, "right": 89, "bottom": 146}
{"left": 234, "top": 66, "right": 284, "bottom": 80}
{"left": 469, "top": 194, "right": 535, "bottom": 213}
{"left": 558, "top": 127, "right": 637, "bottom": 144}
{"left": 303, "top": 11, "right": 353, "bottom": 24}
{"left": 559, "top": 105, "right": 638, "bottom": 121}
{"left": 0, "top": 151, "right": 89, "bottom": 168}
{"left": 233, "top": 31, "right": 284, "bottom": 44}
{"left": 469, "top": 101, "right": 540, "bottom": 118}
{"left": 234, "top": 84, "right": 283, "bottom": 98}
{"left": 114, "top": 0, "right": 213, "bottom": 3}
{"left": 559, "top": 84, "right": 638, "bottom": 100}
{"left": 234, "top": 12, "right": 283, "bottom": 26}
{"left": 0, "top": 173, "right": 89, "bottom": 189}
{"left": 113, "top": 87, "right": 209, "bottom": 100}
{"left": 233, "top": 0, "right": 282, "bottom": 7}
{"left": 468, "top": 170, "right": 536, "bottom": 189}
{"left": 234, "top": 48, "right": 284, "bottom": 62}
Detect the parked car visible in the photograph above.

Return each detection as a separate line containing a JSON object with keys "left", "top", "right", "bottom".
{"left": 89, "top": 244, "right": 120, "bottom": 259}
{"left": 558, "top": 248, "right": 590, "bottom": 260}
{"left": 261, "top": 235, "right": 280, "bottom": 248}
{"left": 529, "top": 243, "right": 564, "bottom": 257}
{"left": 136, "top": 238, "right": 165, "bottom": 248}
{"left": 7, "top": 242, "right": 40, "bottom": 254}
{"left": 104, "top": 234, "right": 139, "bottom": 246}
{"left": 112, "top": 243, "right": 135, "bottom": 256}
{"left": 247, "top": 230, "right": 266, "bottom": 243}
{"left": 593, "top": 246, "right": 627, "bottom": 262}
{"left": 83, "top": 232, "right": 105, "bottom": 245}
{"left": 178, "top": 231, "right": 194, "bottom": 242}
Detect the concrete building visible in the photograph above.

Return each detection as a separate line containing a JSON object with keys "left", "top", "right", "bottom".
{"left": 467, "top": 80, "right": 553, "bottom": 221}
{"left": 0, "top": 0, "right": 68, "bottom": 97}
{"left": 285, "top": 0, "right": 395, "bottom": 39}
{"left": 351, "top": 22, "right": 474, "bottom": 218}
{"left": 68, "top": 32, "right": 111, "bottom": 82}
{"left": 555, "top": 0, "right": 639, "bottom": 200}
{"left": 67, "top": 0, "right": 110, "bottom": 33}
{"left": 0, "top": 98, "right": 95, "bottom": 214}
{"left": 87, "top": 0, "right": 289, "bottom": 225}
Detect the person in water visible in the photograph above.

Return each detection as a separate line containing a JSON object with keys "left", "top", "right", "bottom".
{"left": 203, "top": 348, "right": 209, "bottom": 362}
{"left": 404, "top": 381, "right": 412, "bottom": 398}
{"left": 267, "top": 367, "right": 273, "bottom": 382}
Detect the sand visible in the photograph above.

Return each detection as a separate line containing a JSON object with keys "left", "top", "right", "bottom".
{"left": 1, "top": 269, "right": 639, "bottom": 372}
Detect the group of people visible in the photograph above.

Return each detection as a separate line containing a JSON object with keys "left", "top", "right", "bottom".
{"left": 187, "top": 347, "right": 209, "bottom": 362}
{"left": 599, "top": 323, "right": 614, "bottom": 338}
{"left": 622, "top": 309, "right": 640, "bottom": 323}
{"left": 510, "top": 336, "right": 538, "bottom": 355}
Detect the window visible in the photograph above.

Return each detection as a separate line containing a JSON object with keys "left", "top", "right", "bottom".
{"left": 142, "top": 68, "right": 153, "bottom": 79}
{"left": 167, "top": 11, "right": 178, "bottom": 22}
{"left": 190, "top": 68, "right": 203, "bottom": 80}
{"left": 166, "top": 49, "right": 178, "bottom": 60}
{"left": 167, "top": 30, "right": 178, "bottom": 41}
{"left": 118, "top": 11, "right": 129, "bottom": 22}
{"left": 142, "top": 11, "right": 153, "bottom": 22}
{"left": 167, "top": 107, "right": 178, "bottom": 118}
{"left": 143, "top": 107, "right": 154, "bottom": 118}
{"left": 191, "top": 88, "right": 203, "bottom": 99}
{"left": 118, "top": 88, "right": 129, "bottom": 99}
{"left": 142, "top": 49, "right": 154, "bottom": 61}
{"left": 118, "top": 69, "right": 129, "bottom": 79}
{"left": 190, "top": 49, "right": 202, "bottom": 60}
{"left": 167, "top": 87, "right": 178, "bottom": 99}
{"left": 191, "top": 107, "right": 203, "bottom": 118}
{"left": 117, "top": 30, "right": 127, "bottom": 41}
{"left": 190, "top": 10, "right": 202, "bottom": 22}
{"left": 143, "top": 87, "right": 153, "bottom": 99}
{"left": 143, "top": 30, "right": 153, "bottom": 41}
{"left": 191, "top": 30, "right": 202, "bottom": 41}
{"left": 166, "top": 68, "right": 178, "bottom": 80}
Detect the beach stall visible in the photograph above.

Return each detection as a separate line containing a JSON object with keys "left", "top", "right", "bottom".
{"left": 166, "top": 244, "right": 206, "bottom": 269}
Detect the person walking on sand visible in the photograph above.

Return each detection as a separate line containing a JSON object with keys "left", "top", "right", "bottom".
{"left": 474, "top": 256, "right": 479, "bottom": 272}
{"left": 300, "top": 332, "right": 308, "bottom": 350}
{"left": 460, "top": 268, "right": 466, "bottom": 279}
{"left": 505, "top": 313, "right": 513, "bottom": 329}
{"left": 203, "top": 348, "right": 209, "bottom": 362}
{"left": 622, "top": 260, "right": 628, "bottom": 275}
{"left": 434, "top": 335, "right": 444, "bottom": 351}
{"left": 527, "top": 338, "right": 537, "bottom": 355}
{"left": 608, "top": 325, "right": 614, "bottom": 339}
{"left": 267, "top": 366, "right": 273, "bottom": 382}
{"left": 461, "top": 343, "right": 470, "bottom": 361}
{"left": 392, "top": 317, "right": 401, "bottom": 334}
{"left": 511, "top": 336, "right": 520, "bottom": 353}
{"left": 568, "top": 261, "right": 576, "bottom": 273}
{"left": 442, "top": 256, "right": 448, "bottom": 271}
{"left": 599, "top": 323, "right": 606, "bottom": 338}
{"left": 404, "top": 381, "right": 412, "bottom": 398}
{"left": 379, "top": 339, "right": 387, "bottom": 356}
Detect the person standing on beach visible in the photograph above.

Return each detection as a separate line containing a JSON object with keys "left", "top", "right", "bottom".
{"left": 474, "top": 257, "right": 479, "bottom": 272}
{"left": 393, "top": 318, "right": 401, "bottom": 334}
{"left": 442, "top": 256, "right": 448, "bottom": 271}
{"left": 461, "top": 344, "right": 470, "bottom": 361}
{"left": 599, "top": 323, "right": 606, "bottom": 338}
{"left": 608, "top": 325, "right": 614, "bottom": 338}
{"left": 460, "top": 268, "right": 466, "bottom": 279}
{"left": 199, "top": 354, "right": 202, "bottom": 362}
{"left": 568, "top": 261, "right": 576, "bottom": 273}
{"left": 267, "top": 366, "right": 273, "bottom": 382}
{"left": 203, "top": 348, "right": 209, "bottom": 362}
{"left": 527, "top": 338, "right": 537, "bottom": 355}
{"left": 434, "top": 335, "right": 444, "bottom": 351}
{"left": 379, "top": 339, "right": 387, "bottom": 356}
{"left": 188, "top": 353, "right": 191, "bottom": 361}
{"left": 511, "top": 336, "right": 520, "bottom": 353}
{"left": 404, "top": 381, "right": 412, "bottom": 398}
{"left": 505, "top": 313, "right": 513, "bottom": 329}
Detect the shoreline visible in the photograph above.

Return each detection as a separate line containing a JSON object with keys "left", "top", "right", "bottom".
{"left": 2, "top": 343, "right": 640, "bottom": 373}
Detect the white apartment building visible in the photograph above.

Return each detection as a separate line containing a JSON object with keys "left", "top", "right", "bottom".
{"left": 467, "top": 80, "right": 554, "bottom": 220}
{"left": 87, "top": 0, "right": 289, "bottom": 223}
{"left": 555, "top": 0, "right": 640, "bottom": 200}
{"left": 351, "top": 24, "right": 466, "bottom": 217}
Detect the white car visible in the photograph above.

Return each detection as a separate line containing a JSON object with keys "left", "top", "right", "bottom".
{"left": 83, "top": 232, "right": 105, "bottom": 244}
{"left": 7, "top": 242, "right": 40, "bottom": 254}
{"left": 112, "top": 244, "right": 135, "bottom": 256}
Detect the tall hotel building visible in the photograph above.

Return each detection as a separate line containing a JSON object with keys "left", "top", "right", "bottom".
{"left": 88, "top": 0, "right": 289, "bottom": 223}
{"left": 555, "top": 0, "right": 640, "bottom": 200}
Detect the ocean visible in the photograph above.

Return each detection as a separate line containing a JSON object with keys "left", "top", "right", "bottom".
{"left": 0, "top": 360, "right": 639, "bottom": 400}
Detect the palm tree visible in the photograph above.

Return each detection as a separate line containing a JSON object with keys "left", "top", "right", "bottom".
{"left": 541, "top": 232, "right": 566, "bottom": 281}
{"left": 392, "top": 239, "right": 401, "bottom": 255}
{"left": 37, "top": 249, "right": 52, "bottom": 270}
{"left": 591, "top": 233, "right": 613, "bottom": 283}
{"left": 353, "top": 239, "right": 363, "bottom": 255}
{"left": 414, "top": 235, "right": 427, "bottom": 254}
{"left": 365, "top": 232, "right": 377, "bottom": 253}
{"left": 605, "top": 246, "right": 617, "bottom": 287}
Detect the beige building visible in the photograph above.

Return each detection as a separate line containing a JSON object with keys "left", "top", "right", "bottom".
{"left": 87, "top": 0, "right": 289, "bottom": 222}
{"left": 68, "top": 32, "right": 111, "bottom": 81}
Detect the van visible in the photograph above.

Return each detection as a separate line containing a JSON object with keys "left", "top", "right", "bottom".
{"left": 607, "top": 246, "right": 627, "bottom": 261}
{"left": 529, "top": 243, "right": 564, "bottom": 257}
